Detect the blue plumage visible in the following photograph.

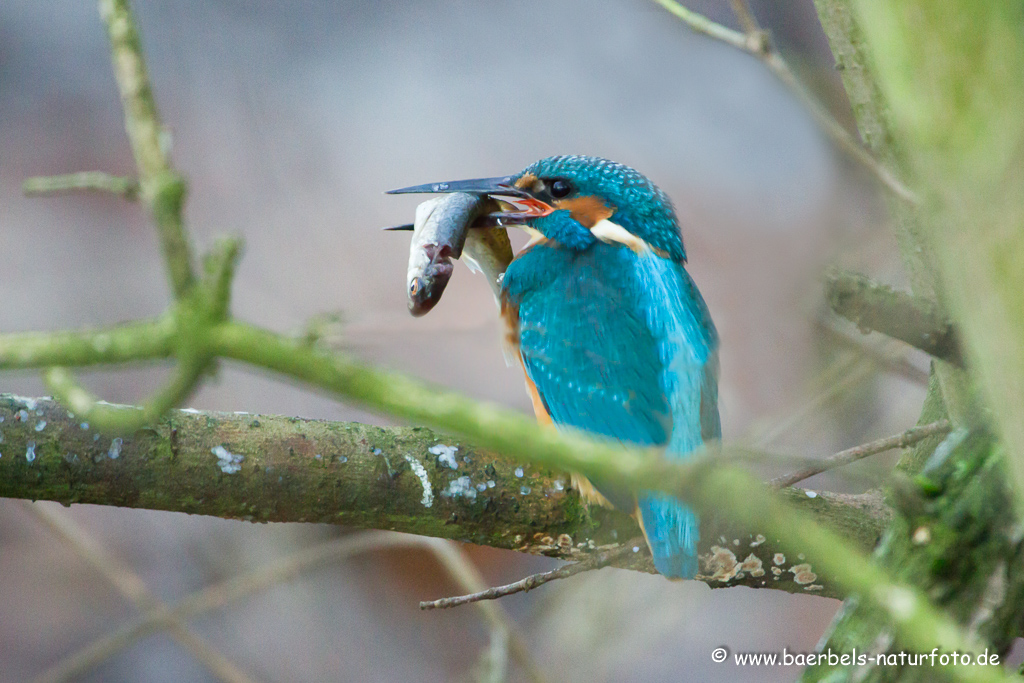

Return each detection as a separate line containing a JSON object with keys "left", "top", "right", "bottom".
{"left": 389, "top": 154, "right": 719, "bottom": 579}
{"left": 503, "top": 156, "right": 719, "bottom": 579}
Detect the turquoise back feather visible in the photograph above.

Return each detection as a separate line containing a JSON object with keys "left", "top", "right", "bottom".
{"left": 503, "top": 240, "right": 718, "bottom": 578}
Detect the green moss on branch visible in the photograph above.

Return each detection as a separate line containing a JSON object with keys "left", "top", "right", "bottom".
{"left": 0, "top": 395, "right": 883, "bottom": 598}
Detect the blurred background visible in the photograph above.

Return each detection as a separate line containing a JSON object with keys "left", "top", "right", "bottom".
{"left": 0, "top": 0, "right": 945, "bottom": 681}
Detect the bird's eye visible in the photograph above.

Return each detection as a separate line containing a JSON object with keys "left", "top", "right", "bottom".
{"left": 549, "top": 178, "right": 573, "bottom": 199}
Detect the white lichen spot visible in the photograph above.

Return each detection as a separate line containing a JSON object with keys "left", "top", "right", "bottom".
{"left": 882, "top": 586, "right": 916, "bottom": 620}
{"left": 428, "top": 444, "right": 459, "bottom": 469}
{"left": 314, "top": 453, "right": 323, "bottom": 460}
{"left": 805, "top": 584, "right": 824, "bottom": 591}
{"left": 338, "top": 456, "right": 348, "bottom": 463}
{"left": 520, "top": 485, "right": 532, "bottom": 495}
{"left": 805, "top": 490, "right": 818, "bottom": 498}
{"left": 705, "top": 545, "right": 741, "bottom": 582}
{"left": 476, "top": 483, "right": 487, "bottom": 492}
{"left": 108, "top": 438, "right": 123, "bottom": 460}
{"left": 771, "top": 567, "right": 782, "bottom": 576}
{"left": 441, "top": 476, "right": 477, "bottom": 500}
{"left": 912, "top": 526, "right": 931, "bottom": 545}
{"left": 733, "top": 538, "right": 740, "bottom": 546}
{"left": 462, "top": 455, "right": 471, "bottom": 464}
{"left": 80, "top": 422, "right": 89, "bottom": 430}
{"left": 553, "top": 479, "right": 564, "bottom": 491}
{"left": 212, "top": 444, "right": 243, "bottom": 474}
{"left": 790, "top": 563, "right": 817, "bottom": 585}
{"left": 773, "top": 553, "right": 786, "bottom": 565}
{"left": 750, "top": 534, "right": 766, "bottom": 547}
{"left": 403, "top": 454, "right": 433, "bottom": 507}
{"left": 740, "top": 553, "right": 765, "bottom": 577}
{"left": 93, "top": 433, "right": 101, "bottom": 442}
{"left": 514, "top": 466, "right": 524, "bottom": 478}
{"left": 34, "top": 420, "right": 46, "bottom": 432}
{"left": 373, "top": 448, "right": 382, "bottom": 455}
{"left": 632, "top": 546, "right": 640, "bottom": 553}
{"left": 17, "top": 410, "right": 29, "bottom": 422}
{"left": 25, "top": 441, "right": 36, "bottom": 462}
{"left": 486, "top": 480, "right": 495, "bottom": 488}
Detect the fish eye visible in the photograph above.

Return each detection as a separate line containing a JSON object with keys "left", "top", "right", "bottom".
{"left": 549, "top": 178, "right": 573, "bottom": 199}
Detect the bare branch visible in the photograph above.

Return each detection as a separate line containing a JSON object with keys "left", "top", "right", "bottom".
{"left": 420, "top": 539, "right": 643, "bottom": 610}
{"left": 651, "top": 0, "right": 918, "bottom": 204}
{"left": 423, "top": 540, "right": 547, "bottom": 683}
{"left": 769, "top": 420, "right": 952, "bottom": 489}
{"left": 31, "top": 528, "right": 544, "bottom": 683}
{"left": 99, "top": 0, "right": 195, "bottom": 297}
{"left": 826, "top": 268, "right": 963, "bottom": 365}
{"left": 23, "top": 501, "right": 258, "bottom": 683}
{"left": 22, "top": 172, "right": 139, "bottom": 199}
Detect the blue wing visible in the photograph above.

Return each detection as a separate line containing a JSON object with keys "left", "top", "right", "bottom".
{"left": 503, "top": 241, "right": 719, "bottom": 578}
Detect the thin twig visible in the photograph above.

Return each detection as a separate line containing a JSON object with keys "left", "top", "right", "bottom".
{"left": 423, "top": 540, "right": 548, "bottom": 683}
{"left": 31, "top": 531, "right": 547, "bottom": 683}
{"left": 728, "top": 0, "right": 761, "bottom": 42}
{"left": 22, "top": 501, "right": 259, "bottom": 683}
{"left": 31, "top": 532, "right": 421, "bottom": 683}
{"left": 420, "top": 540, "right": 643, "bottom": 611}
{"left": 769, "top": 420, "right": 952, "bottom": 488}
{"left": 22, "top": 172, "right": 139, "bottom": 199}
{"left": 99, "top": 0, "right": 196, "bottom": 297}
{"left": 45, "top": 360, "right": 209, "bottom": 434}
{"left": 651, "top": 0, "right": 918, "bottom": 204}
{"left": 815, "top": 318, "right": 930, "bottom": 387}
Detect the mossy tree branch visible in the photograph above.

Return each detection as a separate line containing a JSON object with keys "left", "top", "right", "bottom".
{"left": 826, "top": 269, "right": 963, "bottom": 366}
{"left": 804, "top": 431, "right": 1024, "bottom": 683}
{"left": 0, "top": 394, "right": 883, "bottom": 600}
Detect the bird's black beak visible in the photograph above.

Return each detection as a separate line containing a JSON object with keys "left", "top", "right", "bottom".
{"left": 386, "top": 175, "right": 555, "bottom": 223}
{"left": 387, "top": 175, "right": 524, "bottom": 197}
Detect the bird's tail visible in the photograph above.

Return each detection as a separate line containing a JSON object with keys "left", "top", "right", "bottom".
{"left": 636, "top": 493, "right": 700, "bottom": 579}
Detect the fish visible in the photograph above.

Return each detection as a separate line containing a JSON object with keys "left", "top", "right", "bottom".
{"left": 391, "top": 192, "right": 513, "bottom": 316}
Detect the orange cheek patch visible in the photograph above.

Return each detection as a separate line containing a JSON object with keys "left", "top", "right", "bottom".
{"left": 556, "top": 195, "right": 615, "bottom": 228}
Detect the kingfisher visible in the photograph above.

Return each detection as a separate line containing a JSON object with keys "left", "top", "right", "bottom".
{"left": 390, "top": 155, "right": 719, "bottom": 579}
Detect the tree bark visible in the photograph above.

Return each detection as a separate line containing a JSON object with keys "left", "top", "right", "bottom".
{"left": 0, "top": 394, "right": 885, "bottom": 599}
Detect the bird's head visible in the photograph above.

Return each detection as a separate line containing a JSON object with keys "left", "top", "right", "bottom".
{"left": 388, "top": 155, "right": 686, "bottom": 262}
